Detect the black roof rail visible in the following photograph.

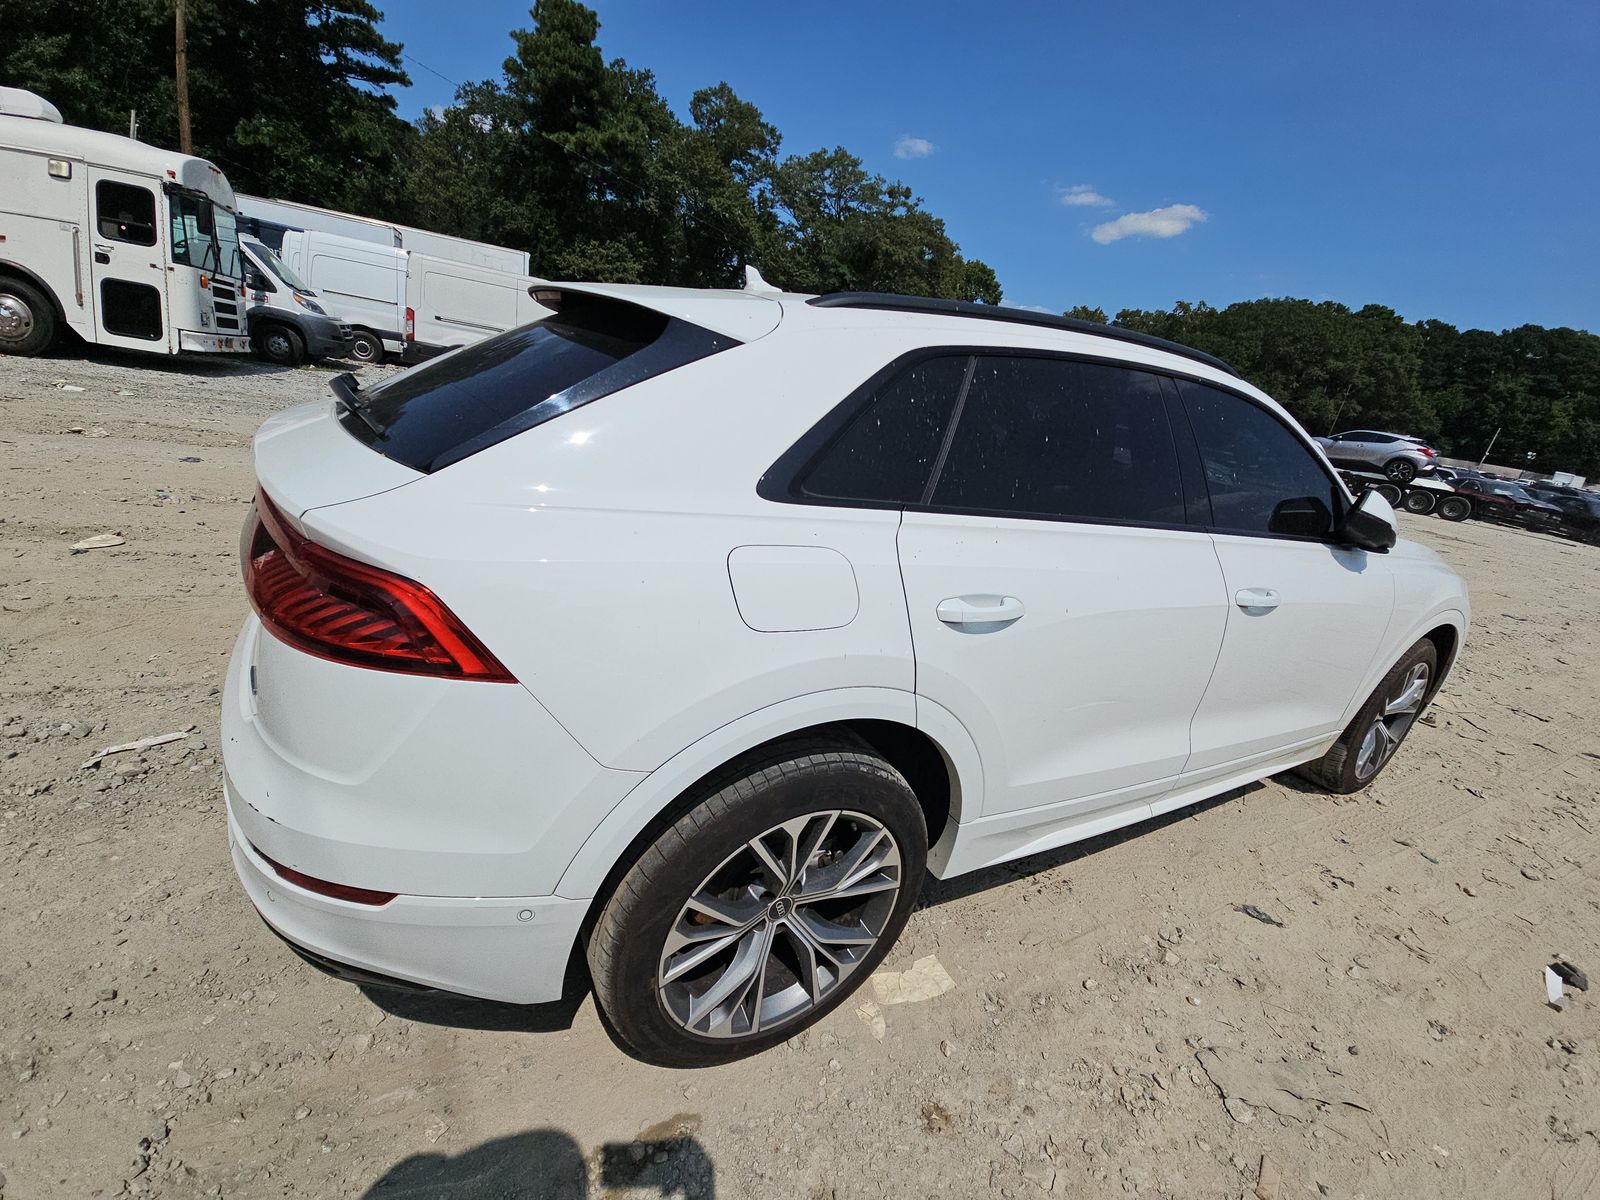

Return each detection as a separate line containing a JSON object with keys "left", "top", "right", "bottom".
{"left": 806, "top": 292, "right": 1240, "bottom": 378}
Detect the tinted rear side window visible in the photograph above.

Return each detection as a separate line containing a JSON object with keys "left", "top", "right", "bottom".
{"left": 800, "top": 356, "right": 969, "bottom": 504}
{"left": 929, "top": 356, "right": 1186, "bottom": 526}
{"left": 342, "top": 295, "right": 735, "bottom": 472}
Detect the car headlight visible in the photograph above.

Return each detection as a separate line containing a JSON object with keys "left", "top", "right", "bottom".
{"left": 293, "top": 291, "right": 326, "bottom": 315}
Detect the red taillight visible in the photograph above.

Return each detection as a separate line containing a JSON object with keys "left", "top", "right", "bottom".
{"left": 1421, "top": 447, "right": 1437, "bottom": 457}
{"left": 404, "top": 307, "right": 414, "bottom": 342}
{"left": 255, "top": 845, "right": 398, "bottom": 906}
{"left": 240, "top": 490, "right": 515, "bottom": 682}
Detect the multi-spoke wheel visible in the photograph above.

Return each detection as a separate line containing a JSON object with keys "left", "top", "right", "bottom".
{"left": 1297, "top": 638, "right": 1440, "bottom": 794}
{"left": 587, "top": 737, "right": 927, "bottom": 1066}
{"left": 1353, "top": 661, "right": 1429, "bottom": 781}
{"left": 1384, "top": 457, "right": 1418, "bottom": 484}
{"left": 658, "top": 811, "right": 901, "bottom": 1039}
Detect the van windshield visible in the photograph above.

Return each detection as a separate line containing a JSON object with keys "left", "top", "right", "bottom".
{"left": 168, "top": 189, "right": 242, "bottom": 279}
{"left": 250, "top": 241, "right": 310, "bottom": 292}
{"left": 340, "top": 294, "right": 736, "bottom": 473}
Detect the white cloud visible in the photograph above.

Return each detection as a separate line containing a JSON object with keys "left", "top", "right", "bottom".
{"left": 1060, "top": 184, "right": 1113, "bottom": 208}
{"left": 893, "top": 135, "right": 936, "bottom": 160}
{"left": 1090, "top": 203, "right": 1208, "bottom": 245}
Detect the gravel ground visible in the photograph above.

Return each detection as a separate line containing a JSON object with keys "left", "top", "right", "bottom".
{"left": 1, "top": 347, "right": 1598, "bottom": 1200}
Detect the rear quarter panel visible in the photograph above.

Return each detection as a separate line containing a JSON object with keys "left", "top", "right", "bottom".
{"left": 297, "top": 326, "right": 934, "bottom": 772}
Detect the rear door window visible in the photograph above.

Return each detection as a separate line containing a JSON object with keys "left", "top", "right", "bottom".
{"left": 928, "top": 356, "right": 1187, "bottom": 526}
{"left": 341, "top": 294, "right": 735, "bottom": 472}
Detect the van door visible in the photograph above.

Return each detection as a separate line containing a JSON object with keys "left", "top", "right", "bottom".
{"left": 88, "top": 169, "right": 170, "bottom": 351}
{"left": 412, "top": 262, "right": 516, "bottom": 351}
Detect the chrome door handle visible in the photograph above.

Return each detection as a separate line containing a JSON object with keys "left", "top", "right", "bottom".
{"left": 936, "top": 595, "right": 1026, "bottom": 626}
{"left": 1234, "top": 587, "right": 1281, "bottom": 611}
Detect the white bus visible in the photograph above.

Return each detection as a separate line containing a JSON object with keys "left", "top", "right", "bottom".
{"left": 0, "top": 87, "right": 249, "bottom": 358}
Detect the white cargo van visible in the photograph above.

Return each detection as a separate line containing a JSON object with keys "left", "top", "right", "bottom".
{"left": 278, "top": 230, "right": 407, "bottom": 363}
{"left": 405, "top": 253, "right": 551, "bottom": 361}
{"left": 277, "top": 229, "right": 548, "bottom": 365}
{"left": 0, "top": 87, "right": 249, "bottom": 358}
{"left": 237, "top": 237, "right": 353, "bottom": 365}
{"left": 238, "top": 193, "right": 529, "bottom": 275}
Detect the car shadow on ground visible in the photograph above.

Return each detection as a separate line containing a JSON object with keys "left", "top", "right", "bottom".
{"left": 362, "top": 1126, "right": 715, "bottom": 1199}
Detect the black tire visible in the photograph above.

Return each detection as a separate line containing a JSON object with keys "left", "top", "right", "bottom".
{"left": 586, "top": 735, "right": 928, "bottom": 1067}
{"left": 1401, "top": 490, "right": 1436, "bottom": 515}
{"left": 0, "top": 277, "right": 58, "bottom": 357}
{"left": 255, "top": 323, "right": 305, "bottom": 366}
{"left": 1297, "top": 638, "right": 1438, "bottom": 794}
{"left": 349, "top": 329, "right": 385, "bottom": 364}
{"left": 1383, "top": 458, "right": 1418, "bottom": 484}
{"left": 1437, "top": 496, "right": 1472, "bottom": 522}
{"left": 1372, "top": 483, "right": 1404, "bottom": 507}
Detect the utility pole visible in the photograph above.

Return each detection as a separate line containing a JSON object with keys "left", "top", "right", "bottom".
{"left": 1477, "top": 427, "right": 1501, "bottom": 469}
{"left": 174, "top": 0, "right": 192, "bottom": 153}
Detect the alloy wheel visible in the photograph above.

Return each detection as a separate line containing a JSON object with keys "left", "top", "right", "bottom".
{"left": 657, "top": 810, "right": 902, "bottom": 1040}
{"left": 1354, "top": 661, "right": 1430, "bottom": 780}
{"left": 1385, "top": 459, "right": 1417, "bottom": 483}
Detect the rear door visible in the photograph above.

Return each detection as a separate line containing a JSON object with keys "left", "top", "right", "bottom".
{"left": 88, "top": 168, "right": 170, "bottom": 352}
{"left": 1173, "top": 381, "right": 1395, "bottom": 790}
{"left": 896, "top": 354, "right": 1228, "bottom": 822}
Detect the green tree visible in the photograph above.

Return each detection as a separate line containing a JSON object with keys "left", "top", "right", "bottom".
{"left": 1, "top": 0, "right": 415, "bottom": 212}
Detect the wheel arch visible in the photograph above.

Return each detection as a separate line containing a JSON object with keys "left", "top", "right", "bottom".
{"left": 0, "top": 260, "right": 68, "bottom": 322}
{"left": 555, "top": 689, "right": 979, "bottom": 902}
{"left": 1338, "top": 607, "right": 1468, "bottom": 729}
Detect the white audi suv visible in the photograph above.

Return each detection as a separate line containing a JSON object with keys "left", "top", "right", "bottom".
{"left": 223, "top": 286, "right": 1469, "bottom": 1065}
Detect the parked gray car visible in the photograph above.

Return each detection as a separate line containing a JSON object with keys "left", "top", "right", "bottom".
{"left": 1314, "top": 430, "right": 1439, "bottom": 483}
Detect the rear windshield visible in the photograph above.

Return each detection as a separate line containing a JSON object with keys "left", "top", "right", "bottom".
{"left": 340, "top": 294, "right": 736, "bottom": 472}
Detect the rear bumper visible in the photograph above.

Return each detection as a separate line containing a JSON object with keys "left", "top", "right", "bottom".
{"left": 229, "top": 803, "right": 587, "bottom": 1003}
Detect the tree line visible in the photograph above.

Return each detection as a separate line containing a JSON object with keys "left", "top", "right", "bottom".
{"left": 0, "top": 0, "right": 998, "bottom": 301}
{"left": 5, "top": 0, "right": 1595, "bottom": 474}
{"left": 1067, "top": 300, "right": 1600, "bottom": 478}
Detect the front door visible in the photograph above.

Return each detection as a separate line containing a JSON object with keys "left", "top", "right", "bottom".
{"left": 1175, "top": 380, "right": 1395, "bottom": 784}
{"left": 88, "top": 169, "right": 169, "bottom": 352}
{"left": 897, "top": 355, "right": 1229, "bottom": 822}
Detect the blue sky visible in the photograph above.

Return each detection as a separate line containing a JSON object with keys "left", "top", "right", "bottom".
{"left": 376, "top": 1, "right": 1598, "bottom": 333}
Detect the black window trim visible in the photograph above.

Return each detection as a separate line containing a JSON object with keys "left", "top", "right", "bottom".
{"left": 758, "top": 344, "right": 1353, "bottom": 543}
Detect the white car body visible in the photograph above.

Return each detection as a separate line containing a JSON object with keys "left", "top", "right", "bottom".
{"left": 223, "top": 285, "right": 1469, "bottom": 1005}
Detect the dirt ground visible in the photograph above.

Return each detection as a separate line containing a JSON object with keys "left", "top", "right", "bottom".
{"left": 2, "top": 348, "right": 1598, "bottom": 1200}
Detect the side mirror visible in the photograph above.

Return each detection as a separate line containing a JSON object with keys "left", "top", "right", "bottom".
{"left": 1338, "top": 488, "right": 1397, "bottom": 552}
{"left": 246, "top": 271, "right": 269, "bottom": 291}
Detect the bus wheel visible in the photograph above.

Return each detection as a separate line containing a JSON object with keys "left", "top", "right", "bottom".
{"left": 0, "top": 278, "right": 56, "bottom": 357}
{"left": 256, "top": 324, "right": 305, "bottom": 366}
{"left": 349, "top": 329, "right": 385, "bottom": 364}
